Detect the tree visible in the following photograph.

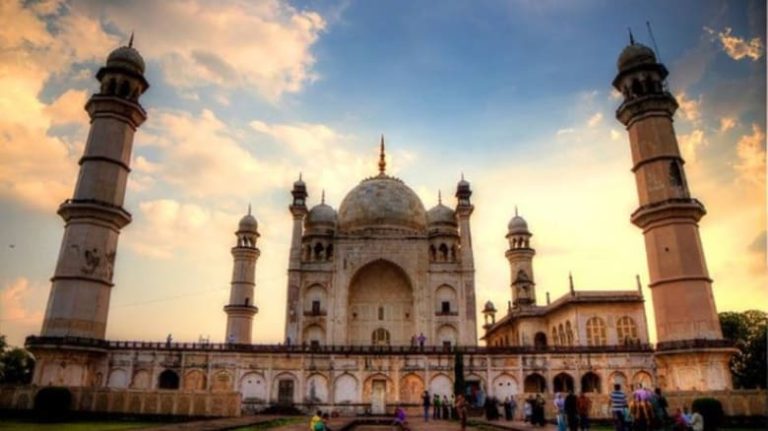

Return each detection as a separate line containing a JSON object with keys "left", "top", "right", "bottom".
{"left": 719, "top": 310, "right": 767, "bottom": 389}
{"left": 0, "top": 334, "right": 35, "bottom": 384}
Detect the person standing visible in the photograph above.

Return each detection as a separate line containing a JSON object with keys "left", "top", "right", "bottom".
{"left": 554, "top": 393, "right": 566, "bottom": 431}
{"left": 524, "top": 397, "right": 533, "bottom": 423}
{"left": 651, "top": 388, "right": 668, "bottom": 430}
{"left": 421, "top": 390, "right": 431, "bottom": 422}
{"left": 509, "top": 396, "right": 517, "bottom": 421}
{"left": 442, "top": 395, "right": 451, "bottom": 419}
{"left": 565, "top": 390, "right": 579, "bottom": 431}
{"left": 418, "top": 333, "right": 426, "bottom": 349}
{"left": 310, "top": 410, "right": 322, "bottom": 431}
{"left": 689, "top": 407, "right": 703, "bottom": 431}
{"left": 457, "top": 394, "right": 469, "bottom": 431}
{"left": 610, "top": 384, "right": 628, "bottom": 431}
{"left": 577, "top": 391, "right": 592, "bottom": 431}
{"left": 534, "top": 394, "right": 546, "bottom": 426}
{"left": 503, "top": 396, "right": 513, "bottom": 420}
{"left": 433, "top": 392, "right": 441, "bottom": 420}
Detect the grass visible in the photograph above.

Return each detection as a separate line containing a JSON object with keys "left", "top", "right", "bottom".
{"left": 0, "top": 420, "right": 159, "bottom": 431}
{"left": 229, "top": 417, "right": 304, "bottom": 430}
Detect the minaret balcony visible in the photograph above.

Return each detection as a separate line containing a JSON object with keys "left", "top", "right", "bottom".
{"left": 631, "top": 197, "right": 706, "bottom": 228}
{"left": 223, "top": 304, "right": 258, "bottom": 315}
{"left": 616, "top": 93, "right": 678, "bottom": 127}
{"left": 303, "top": 309, "right": 327, "bottom": 317}
{"left": 58, "top": 198, "right": 132, "bottom": 228}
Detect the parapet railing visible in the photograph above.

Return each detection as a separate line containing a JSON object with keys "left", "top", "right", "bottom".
{"left": 655, "top": 338, "right": 735, "bottom": 351}
{"left": 26, "top": 335, "right": 659, "bottom": 355}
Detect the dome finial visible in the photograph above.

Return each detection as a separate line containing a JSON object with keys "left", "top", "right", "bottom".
{"left": 248, "top": 203, "right": 252, "bottom": 216}
{"left": 299, "top": 172, "right": 303, "bottom": 181}
{"left": 515, "top": 205, "right": 518, "bottom": 217}
{"left": 628, "top": 27, "right": 635, "bottom": 45}
{"left": 378, "top": 134, "right": 386, "bottom": 174}
{"left": 438, "top": 190, "right": 442, "bottom": 205}
{"left": 321, "top": 189, "right": 326, "bottom": 204}
{"left": 569, "top": 271, "right": 575, "bottom": 295}
{"left": 129, "top": 31, "right": 134, "bottom": 48}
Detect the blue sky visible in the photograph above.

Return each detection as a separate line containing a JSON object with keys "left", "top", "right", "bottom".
{"left": 0, "top": 0, "right": 764, "bottom": 346}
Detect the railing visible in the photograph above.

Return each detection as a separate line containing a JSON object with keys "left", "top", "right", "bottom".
{"left": 26, "top": 335, "right": 657, "bottom": 355}
{"left": 656, "top": 338, "right": 735, "bottom": 351}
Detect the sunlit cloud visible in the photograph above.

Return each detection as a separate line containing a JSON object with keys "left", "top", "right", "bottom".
{"left": 705, "top": 26, "right": 764, "bottom": 61}
{"left": 76, "top": 0, "right": 327, "bottom": 101}
{"left": 678, "top": 129, "right": 706, "bottom": 163}
{"left": 735, "top": 124, "right": 766, "bottom": 187}
{"left": 676, "top": 92, "right": 702, "bottom": 123}
{"left": 719, "top": 117, "right": 737, "bottom": 133}
{"left": 0, "top": 277, "right": 45, "bottom": 345}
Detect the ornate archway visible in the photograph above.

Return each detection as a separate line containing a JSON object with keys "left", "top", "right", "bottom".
{"left": 348, "top": 260, "right": 414, "bottom": 345}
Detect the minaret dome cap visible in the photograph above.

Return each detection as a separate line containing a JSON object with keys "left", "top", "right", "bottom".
{"left": 617, "top": 42, "right": 656, "bottom": 72}
{"left": 238, "top": 213, "right": 258, "bottom": 232}
{"left": 107, "top": 44, "right": 146, "bottom": 75}
{"left": 507, "top": 214, "right": 529, "bottom": 234}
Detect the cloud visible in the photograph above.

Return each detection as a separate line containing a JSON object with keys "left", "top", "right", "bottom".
{"left": 676, "top": 92, "right": 702, "bottom": 124}
{"left": 735, "top": 124, "right": 766, "bottom": 186}
{"left": 0, "top": 277, "right": 45, "bottom": 345}
{"left": 587, "top": 112, "right": 603, "bottom": 128}
{"left": 78, "top": 0, "right": 326, "bottom": 101}
{"left": 705, "top": 26, "right": 764, "bottom": 61}
{"left": 678, "top": 129, "right": 706, "bottom": 163}
{"left": 719, "top": 117, "right": 737, "bottom": 133}
{"left": 0, "top": 1, "right": 118, "bottom": 211}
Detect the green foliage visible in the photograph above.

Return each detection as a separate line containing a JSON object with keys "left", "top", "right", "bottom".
{"left": 0, "top": 334, "right": 35, "bottom": 384}
{"left": 692, "top": 397, "right": 723, "bottom": 431}
{"left": 719, "top": 310, "right": 768, "bottom": 389}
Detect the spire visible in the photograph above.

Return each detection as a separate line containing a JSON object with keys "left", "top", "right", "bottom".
{"left": 636, "top": 274, "right": 642, "bottom": 292}
{"left": 129, "top": 31, "right": 134, "bottom": 48}
{"left": 569, "top": 271, "right": 575, "bottom": 295}
{"left": 461, "top": 172, "right": 465, "bottom": 181}
{"left": 628, "top": 27, "right": 635, "bottom": 45}
{"left": 515, "top": 206, "right": 519, "bottom": 217}
{"left": 321, "top": 189, "right": 326, "bottom": 204}
{"left": 299, "top": 172, "right": 303, "bottom": 181}
{"left": 438, "top": 190, "right": 442, "bottom": 205}
{"left": 546, "top": 291, "right": 551, "bottom": 305}
{"left": 248, "top": 203, "right": 252, "bottom": 216}
{"left": 378, "top": 134, "right": 386, "bottom": 175}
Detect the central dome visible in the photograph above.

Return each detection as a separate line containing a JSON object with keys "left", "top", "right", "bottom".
{"left": 338, "top": 175, "right": 427, "bottom": 233}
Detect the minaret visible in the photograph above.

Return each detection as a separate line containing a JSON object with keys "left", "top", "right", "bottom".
{"left": 505, "top": 209, "right": 536, "bottom": 307}
{"left": 613, "top": 37, "right": 734, "bottom": 390}
{"left": 285, "top": 175, "right": 308, "bottom": 344}
{"left": 40, "top": 40, "right": 149, "bottom": 339}
{"left": 223, "top": 207, "right": 260, "bottom": 344}
{"left": 455, "top": 174, "right": 478, "bottom": 344}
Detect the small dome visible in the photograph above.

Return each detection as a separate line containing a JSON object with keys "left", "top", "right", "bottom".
{"left": 617, "top": 43, "right": 656, "bottom": 71}
{"left": 238, "top": 214, "right": 258, "bottom": 232}
{"left": 338, "top": 175, "right": 427, "bottom": 233}
{"left": 306, "top": 203, "right": 337, "bottom": 229}
{"left": 507, "top": 215, "right": 529, "bottom": 234}
{"left": 107, "top": 45, "right": 146, "bottom": 74}
{"left": 427, "top": 203, "right": 457, "bottom": 226}
{"left": 293, "top": 176, "right": 306, "bottom": 189}
{"left": 483, "top": 301, "right": 496, "bottom": 312}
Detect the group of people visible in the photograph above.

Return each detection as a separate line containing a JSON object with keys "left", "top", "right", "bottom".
{"left": 552, "top": 391, "right": 593, "bottom": 431}
{"left": 609, "top": 384, "right": 683, "bottom": 431}
{"left": 671, "top": 406, "right": 704, "bottom": 431}
{"left": 419, "top": 391, "right": 471, "bottom": 429}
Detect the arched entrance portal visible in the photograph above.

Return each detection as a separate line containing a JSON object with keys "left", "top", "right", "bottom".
{"left": 348, "top": 260, "right": 414, "bottom": 345}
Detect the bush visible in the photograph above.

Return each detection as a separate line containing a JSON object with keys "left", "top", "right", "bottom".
{"left": 34, "top": 387, "right": 73, "bottom": 421}
{"left": 692, "top": 397, "right": 723, "bottom": 431}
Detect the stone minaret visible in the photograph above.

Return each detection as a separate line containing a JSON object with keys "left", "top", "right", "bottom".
{"left": 506, "top": 209, "right": 536, "bottom": 307}
{"left": 613, "top": 37, "right": 734, "bottom": 390}
{"left": 285, "top": 175, "right": 308, "bottom": 344}
{"left": 223, "top": 207, "right": 260, "bottom": 344}
{"left": 40, "top": 40, "right": 148, "bottom": 340}
{"left": 455, "top": 175, "right": 478, "bottom": 344}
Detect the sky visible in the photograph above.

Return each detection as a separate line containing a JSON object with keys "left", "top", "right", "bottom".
{"left": 0, "top": 0, "right": 765, "bottom": 347}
